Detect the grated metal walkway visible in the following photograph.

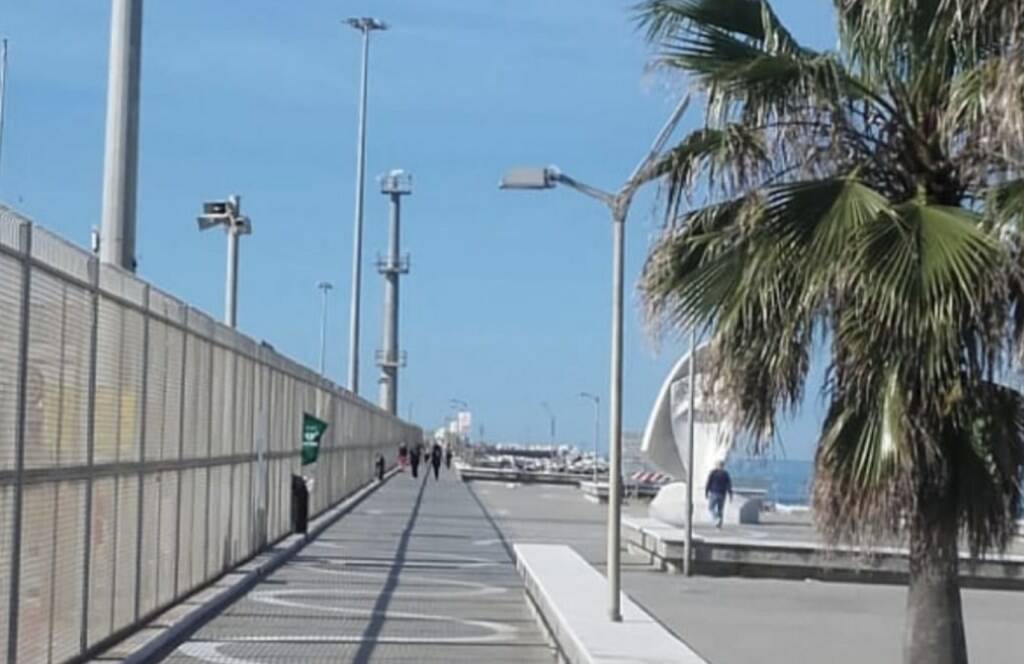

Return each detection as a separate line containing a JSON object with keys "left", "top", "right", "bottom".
{"left": 165, "top": 468, "right": 556, "bottom": 663}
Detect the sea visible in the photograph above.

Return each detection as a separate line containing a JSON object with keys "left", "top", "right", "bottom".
{"left": 726, "top": 458, "right": 814, "bottom": 506}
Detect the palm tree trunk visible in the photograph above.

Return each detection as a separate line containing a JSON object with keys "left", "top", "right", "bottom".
{"left": 903, "top": 506, "right": 968, "bottom": 664}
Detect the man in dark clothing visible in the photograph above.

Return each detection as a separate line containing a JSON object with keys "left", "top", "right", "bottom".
{"left": 409, "top": 444, "right": 421, "bottom": 478}
{"left": 445, "top": 446, "right": 453, "bottom": 469}
{"left": 375, "top": 453, "right": 386, "bottom": 481}
{"left": 704, "top": 461, "right": 733, "bottom": 528}
{"left": 430, "top": 442, "right": 443, "bottom": 480}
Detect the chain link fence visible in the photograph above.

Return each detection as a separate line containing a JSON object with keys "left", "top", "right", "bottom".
{"left": 0, "top": 205, "right": 420, "bottom": 663}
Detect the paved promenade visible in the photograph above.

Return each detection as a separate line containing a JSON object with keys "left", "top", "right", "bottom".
{"left": 166, "top": 470, "right": 555, "bottom": 663}
{"left": 472, "top": 482, "right": 1024, "bottom": 664}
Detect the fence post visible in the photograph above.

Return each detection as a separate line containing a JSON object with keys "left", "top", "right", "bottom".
{"left": 6, "top": 221, "right": 32, "bottom": 664}
{"left": 133, "top": 285, "right": 150, "bottom": 619}
{"left": 172, "top": 308, "right": 188, "bottom": 598}
{"left": 203, "top": 330, "right": 214, "bottom": 580}
{"left": 79, "top": 255, "right": 100, "bottom": 653}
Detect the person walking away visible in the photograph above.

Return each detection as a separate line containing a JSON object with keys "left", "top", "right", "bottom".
{"left": 431, "top": 442, "right": 443, "bottom": 480}
{"left": 375, "top": 453, "right": 386, "bottom": 481}
{"left": 398, "top": 442, "right": 408, "bottom": 470}
{"left": 409, "top": 444, "right": 421, "bottom": 479}
{"left": 705, "top": 461, "right": 732, "bottom": 528}
{"left": 445, "top": 445, "right": 453, "bottom": 469}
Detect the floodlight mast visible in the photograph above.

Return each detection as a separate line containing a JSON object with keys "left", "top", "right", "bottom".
{"left": 197, "top": 194, "right": 251, "bottom": 328}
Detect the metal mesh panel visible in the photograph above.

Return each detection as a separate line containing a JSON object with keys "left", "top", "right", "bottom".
{"left": 29, "top": 227, "right": 91, "bottom": 284}
{"left": 157, "top": 470, "right": 178, "bottom": 608}
{"left": 137, "top": 472, "right": 161, "bottom": 617}
{"left": 182, "top": 335, "right": 210, "bottom": 459}
{"left": 0, "top": 256, "right": 23, "bottom": 471}
{"left": 190, "top": 468, "right": 207, "bottom": 587}
{"left": 24, "top": 272, "right": 91, "bottom": 469}
{"left": 0, "top": 485, "right": 12, "bottom": 659}
{"left": 0, "top": 209, "right": 423, "bottom": 662}
{"left": 87, "top": 477, "right": 115, "bottom": 647}
{"left": 175, "top": 469, "right": 194, "bottom": 595}
{"left": 112, "top": 474, "right": 138, "bottom": 632}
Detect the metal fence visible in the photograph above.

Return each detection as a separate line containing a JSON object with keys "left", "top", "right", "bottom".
{"left": 0, "top": 205, "right": 421, "bottom": 663}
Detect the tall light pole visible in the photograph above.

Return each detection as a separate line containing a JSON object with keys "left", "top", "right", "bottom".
{"left": 100, "top": 0, "right": 143, "bottom": 272}
{"left": 377, "top": 170, "right": 411, "bottom": 415}
{"left": 684, "top": 328, "right": 697, "bottom": 576}
{"left": 540, "top": 401, "right": 556, "bottom": 444}
{"left": 579, "top": 392, "right": 600, "bottom": 483}
{"left": 499, "top": 94, "right": 690, "bottom": 622}
{"left": 317, "top": 281, "right": 334, "bottom": 376}
{"left": 0, "top": 38, "right": 8, "bottom": 182}
{"left": 344, "top": 16, "right": 387, "bottom": 395}
{"left": 197, "top": 195, "right": 251, "bottom": 328}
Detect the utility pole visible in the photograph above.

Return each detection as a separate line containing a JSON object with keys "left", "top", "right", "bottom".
{"left": 317, "top": 281, "right": 334, "bottom": 376}
{"left": 344, "top": 17, "right": 387, "bottom": 395}
{"left": 99, "top": 0, "right": 143, "bottom": 271}
{"left": 376, "top": 170, "right": 410, "bottom": 415}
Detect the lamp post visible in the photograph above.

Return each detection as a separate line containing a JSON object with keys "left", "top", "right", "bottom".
{"left": 197, "top": 195, "right": 251, "bottom": 328}
{"left": 499, "top": 94, "right": 690, "bottom": 622}
{"left": 540, "top": 401, "right": 556, "bottom": 444}
{"left": 317, "top": 281, "right": 334, "bottom": 376}
{"left": 343, "top": 16, "right": 387, "bottom": 396}
{"left": 579, "top": 392, "right": 600, "bottom": 483}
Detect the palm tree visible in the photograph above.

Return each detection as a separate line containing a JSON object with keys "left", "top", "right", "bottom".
{"left": 634, "top": 1, "right": 1024, "bottom": 662}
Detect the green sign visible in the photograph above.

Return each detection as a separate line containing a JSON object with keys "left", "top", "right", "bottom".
{"left": 301, "top": 413, "right": 328, "bottom": 466}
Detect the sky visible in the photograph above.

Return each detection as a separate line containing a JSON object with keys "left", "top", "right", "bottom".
{"left": 0, "top": 1, "right": 838, "bottom": 460}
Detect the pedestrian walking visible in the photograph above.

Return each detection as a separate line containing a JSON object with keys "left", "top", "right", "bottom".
{"left": 375, "top": 453, "right": 385, "bottom": 482}
{"left": 398, "top": 442, "right": 408, "bottom": 470}
{"left": 409, "top": 443, "right": 421, "bottom": 479}
{"left": 445, "top": 445, "right": 453, "bottom": 469}
{"left": 430, "top": 442, "right": 443, "bottom": 480}
{"left": 704, "top": 461, "right": 732, "bottom": 529}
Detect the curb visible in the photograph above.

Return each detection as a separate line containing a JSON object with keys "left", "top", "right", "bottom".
{"left": 110, "top": 468, "right": 401, "bottom": 663}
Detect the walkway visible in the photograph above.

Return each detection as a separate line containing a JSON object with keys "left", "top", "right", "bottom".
{"left": 166, "top": 469, "right": 556, "bottom": 663}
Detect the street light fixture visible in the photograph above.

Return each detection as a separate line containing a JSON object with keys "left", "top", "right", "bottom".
{"left": 197, "top": 195, "right": 251, "bottom": 328}
{"left": 499, "top": 94, "right": 690, "bottom": 622}
{"left": 343, "top": 16, "right": 388, "bottom": 397}
{"left": 579, "top": 392, "right": 600, "bottom": 484}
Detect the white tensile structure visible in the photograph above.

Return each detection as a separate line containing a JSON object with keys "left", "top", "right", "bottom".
{"left": 641, "top": 343, "right": 762, "bottom": 526}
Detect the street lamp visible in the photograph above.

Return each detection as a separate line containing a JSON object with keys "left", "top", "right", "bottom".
{"left": 499, "top": 94, "right": 690, "bottom": 622}
{"left": 344, "top": 16, "right": 388, "bottom": 396}
{"left": 317, "top": 281, "right": 334, "bottom": 376}
{"left": 197, "top": 195, "right": 251, "bottom": 328}
{"left": 540, "top": 401, "right": 556, "bottom": 444}
{"left": 579, "top": 392, "right": 600, "bottom": 483}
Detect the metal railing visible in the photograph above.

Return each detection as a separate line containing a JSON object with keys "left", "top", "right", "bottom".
{"left": 0, "top": 204, "right": 421, "bottom": 663}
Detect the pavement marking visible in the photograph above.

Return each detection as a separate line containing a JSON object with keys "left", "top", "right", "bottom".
{"left": 303, "top": 544, "right": 503, "bottom": 569}
{"left": 287, "top": 563, "right": 509, "bottom": 597}
{"left": 178, "top": 642, "right": 257, "bottom": 664}
{"left": 472, "top": 538, "right": 503, "bottom": 547}
{"left": 249, "top": 588, "right": 519, "bottom": 642}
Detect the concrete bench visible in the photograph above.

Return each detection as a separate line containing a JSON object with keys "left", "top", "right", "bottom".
{"left": 622, "top": 517, "right": 1024, "bottom": 589}
{"left": 514, "top": 543, "right": 708, "bottom": 664}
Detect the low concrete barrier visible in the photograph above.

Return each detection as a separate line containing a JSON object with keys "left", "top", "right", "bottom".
{"left": 457, "top": 465, "right": 585, "bottom": 485}
{"left": 514, "top": 543, "right": 708, "bottom": 664}
{"left": 624, "top": 517, "right": 1024, "bottom": 589}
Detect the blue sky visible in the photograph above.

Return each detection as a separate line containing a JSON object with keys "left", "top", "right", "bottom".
{"left": 1, "top": 1, "right": 838, "bottom": 459}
